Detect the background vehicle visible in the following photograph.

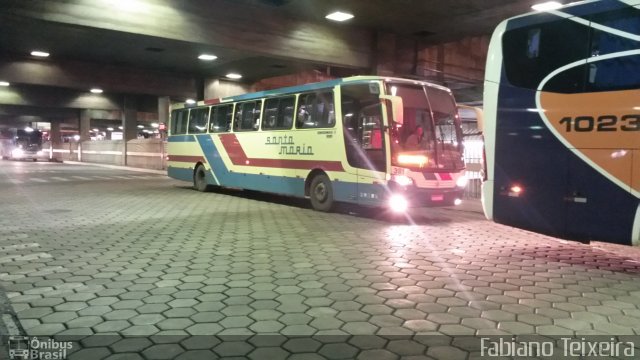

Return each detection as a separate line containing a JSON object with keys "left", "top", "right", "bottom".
{"left": 482, "top": 0, "right": 640, "bottom": 245}
{"left": 167, "top": 76, "right": 467, "bottom": 212}
{"left": 0, "top": 128, "right": 45, "bottom": 161}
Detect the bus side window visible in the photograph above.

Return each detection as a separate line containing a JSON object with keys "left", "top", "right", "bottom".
{"left": 296, "top": 94, "right": 313, "bottom": 128}
{"left": 279, "top": 97, "right": 295, "bottom": 129}
{"left": 170, "top": 109, "right": 188, "bottom": 135}
{"left": 263, "top": 96, "right": 295, "bottom": 130}
{"left": 296, "top": 92, "right": 334, "bottom": 129}
{"left": 210, "top": 105, "right": 232, "bottom": 133}
{"left": 263, "top": 98, "right": 279, "bottom": 130}
{"left": 235, "top": 101, "right": 260, "bottom": 131}
{"left": 586, "top": 8, "right": 640, "bottom": 92}
{"left": 187, "top": 107, "right": 209, "bottom": 134}
{"left": 253, "top": 100, "right": 262, "bottom": 130}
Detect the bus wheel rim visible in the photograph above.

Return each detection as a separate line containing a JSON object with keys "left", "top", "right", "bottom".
{"left": 315, "top": 183, "right": 327, "bottom": 202}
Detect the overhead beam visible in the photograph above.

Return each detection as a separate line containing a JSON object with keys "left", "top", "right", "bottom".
{"left": 0, "top": 104, "right": 78, "bottom": 119}
{"left": 5, "top": 0, "right": 372, "bottom": 69}
{"left": 0, "top": 84, "right": 162, "bottom": 113}
{"left": 0, "top": 58, "right": 197, "bottom": 98}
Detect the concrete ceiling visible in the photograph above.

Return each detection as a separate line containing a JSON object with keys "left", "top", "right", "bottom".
{"left": 0, "top": 0, "right": 543, "bottom": 125}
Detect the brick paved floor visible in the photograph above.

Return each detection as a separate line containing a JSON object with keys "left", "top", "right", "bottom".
{"left": 0, "top": 161, "right": 639, "bottom": 359}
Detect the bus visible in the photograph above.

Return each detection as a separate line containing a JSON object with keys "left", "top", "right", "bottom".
{"left": 0, "top": 127, "right": 45, "bottom": 161}
{"left": 482, "top": 0, "right": 639, "bottom": 245}
{"left": 167, "top": 76, "right": 468, "bottom": 212}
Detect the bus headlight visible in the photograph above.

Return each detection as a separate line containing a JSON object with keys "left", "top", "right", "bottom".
{"left": 389, "top": 194, "right": 409, "bottom": 212}
{"left": 392, "top": 175, "right": 414, "bottom": 187}
{"left": 456, "top": 175, "right": 468, "bottom": 188}
{"left": 12, "top": 148, "right": 24, "bottom": 158}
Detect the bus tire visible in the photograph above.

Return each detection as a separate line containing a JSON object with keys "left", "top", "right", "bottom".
{"left": 193, "top": 164, "right": 212, "bottom": 192}
{"left": 310, "top": 174, "right": 334, "bottom": 212}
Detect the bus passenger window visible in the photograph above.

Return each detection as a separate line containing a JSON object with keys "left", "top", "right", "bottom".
{"left": 263, "top": 96, "right": 295, "bottom": 130}
{"left": 235, "top": 101, "right": 261, "bottom": 131}
{"left": 280, "top": 97, "right": 295, "bottom": 129}
{"left": 210, "top": 105, "right": 232, "bottom": 133}
{"left": 296, "top": 92, "right": 334, "bottom": 129}
{"left": 187, "top": 107, "right": 209, "bottom": 134}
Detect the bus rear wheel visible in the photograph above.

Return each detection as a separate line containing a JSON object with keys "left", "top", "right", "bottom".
{"left": 194, "top": 164, "right": 212, "bottom": 192}
{"left": 310, "top": 174, "right": 334, "bottom": 212}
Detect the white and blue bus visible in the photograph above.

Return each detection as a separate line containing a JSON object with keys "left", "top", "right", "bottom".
{"left": 167, "top": 76, "right": 468, "bottom": 212}
{"left": 483, "top": 0, "right": 639, "bottom": 245}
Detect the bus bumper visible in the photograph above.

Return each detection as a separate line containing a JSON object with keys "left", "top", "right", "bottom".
{"left": 388, "top": 186, "right": 464, "bottom": 209}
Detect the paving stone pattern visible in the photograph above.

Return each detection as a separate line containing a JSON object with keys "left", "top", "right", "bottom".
{"left": 1, "top": 161, "right": 640, "bottom": 359}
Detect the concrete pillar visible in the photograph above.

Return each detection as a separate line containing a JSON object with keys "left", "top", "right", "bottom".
{"left": 196, "top": 77, "right": 205, "bottom": 101}
{"left": 50, "top": 120, "right": 62, "bottom": 161}
{"left": 371, "top": 32, "right": 418, "bottom": 77}
{"left": 204, "top": 79, "right": 251, "bottom": 99}
{"left": 79, "top": 109, "right": 91, "bottom": 141}
{"left": 373, "top": 31, "right": 397, "bottom": 76}
{"left": 122, "top": 95, "right": 138, "bottom": 166}
{"left": 158, "top": 96, "right": 170, "bottom": 130}
{"left": 122, "top": 96, "right": 138, "bottom": 141}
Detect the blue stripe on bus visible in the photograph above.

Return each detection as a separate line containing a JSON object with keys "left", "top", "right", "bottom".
{"left": 168, "top": 166, "right": 193, "bottom": 182}
{"left": 168, "top": 135, "right": 196, "bottom": 142}
{"left": 192, "top": 134, "right": 363, "bottom": 205}
{"left": 195, "top": 134, "right": 306, "bottom": 197}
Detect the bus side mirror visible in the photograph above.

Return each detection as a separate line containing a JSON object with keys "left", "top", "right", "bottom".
{"left": 380, "top": 95, "right": 403, "bottom": 126}
{"left": 457, "top": 105, "right": 484, "bottom": 134}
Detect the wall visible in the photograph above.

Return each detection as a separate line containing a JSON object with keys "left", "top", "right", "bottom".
{"left": 46, "top": 139, "right": 167, "bottom": 170}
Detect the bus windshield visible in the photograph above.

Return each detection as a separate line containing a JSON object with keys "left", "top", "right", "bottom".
{"left": 388, "top": 83, "right": 464, "bottom": 170}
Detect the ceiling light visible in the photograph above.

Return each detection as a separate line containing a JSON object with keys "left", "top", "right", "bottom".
{"left": 151, "top": 123, "right": 159, "bottom": 128}
{"left": 30, "top": 51, "right": 50, "bottom": 57}
{"left": 118, "top": 126, "right": 123, "bottom": 130}
{"left": 137, "top": 125, "right": 144, "bottom": 129}
{"left": 532, "top": 1, "right": 563, "bottom": 11}
{"left": 325, "top": 11, "right": 354, "bottom": 22}
{"left": 92, "top": 128, "right": 99, "bottom": 132}
{"left": 198, "top": 54, "right": 217, "bottom": 61}
{"left": 0, "top": 81, "right": 9, "bottom": 86}
{"left": 225, "top": 73, "right": 242, "bottom": 80}
{"left": 107, "top": 127, "right": 114, "bottom": 131}
{"left": 185, "top": 99, "right": 196, "bottom": 104}
{"left": 90, "top": 88, "right": 103, "bottom": 94}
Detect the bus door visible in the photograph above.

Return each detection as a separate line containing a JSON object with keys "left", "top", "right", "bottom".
{"left": 341, "top": 83, "right": 387, "bottom": 205}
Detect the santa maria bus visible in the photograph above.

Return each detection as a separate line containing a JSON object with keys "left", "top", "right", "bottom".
{"left": 167, "top": 76, "right": 468, "bottom": 212}
{"left": 482, "top": 0, "right": 640, "bottom": 245}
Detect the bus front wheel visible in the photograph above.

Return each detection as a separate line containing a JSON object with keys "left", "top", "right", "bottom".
{"left": 310, "top": 174, "right": 334, "bottom": 212}
{"left": 193, "top": 164, "right": 212, "bottom": 192}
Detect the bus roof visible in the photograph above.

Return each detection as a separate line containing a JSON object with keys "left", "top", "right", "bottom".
{"left": 172, "top": 75, "right": 452, "bottom": 110}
